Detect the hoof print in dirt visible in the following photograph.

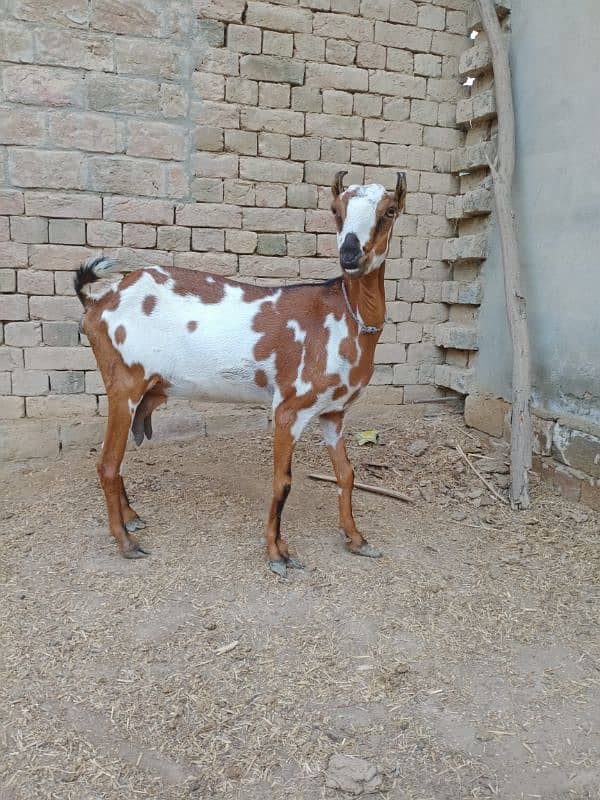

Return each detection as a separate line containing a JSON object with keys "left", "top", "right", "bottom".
{"left": 325, "top": 754, "right": 382, "bottom": 795}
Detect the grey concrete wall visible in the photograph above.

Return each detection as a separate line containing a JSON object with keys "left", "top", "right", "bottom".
{"left": 475, "top": 0, "right": 600, "bottom": 424}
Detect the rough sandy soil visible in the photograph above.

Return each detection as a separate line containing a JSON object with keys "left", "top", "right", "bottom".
{"left": 1, "top": 403, "right": 599, "bottom": 800}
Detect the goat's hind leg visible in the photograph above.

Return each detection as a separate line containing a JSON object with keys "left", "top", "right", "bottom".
{"left": 98, "top": 389, "right": 150, "bottom": 558}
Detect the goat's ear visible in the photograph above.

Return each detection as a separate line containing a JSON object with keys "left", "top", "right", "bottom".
{"left": 332, "top": 170, "right": 348, "bottom": 198}
{"left": 395, "top": 172, "right": 407, "bottom": 211}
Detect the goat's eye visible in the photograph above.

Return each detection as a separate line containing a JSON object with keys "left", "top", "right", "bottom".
{"left": 386, "top": 207, "right": 397, "bottom": 218}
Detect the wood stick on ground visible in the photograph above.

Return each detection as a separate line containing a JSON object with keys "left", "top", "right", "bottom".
{"left": 478, "top": 0, "right": 532, "bottom": 510}
{"left": 308, "top": 473, "right": 413, "bottom": 504}
{"left": 456, "top": 444, "right": 509, "bottom": 506}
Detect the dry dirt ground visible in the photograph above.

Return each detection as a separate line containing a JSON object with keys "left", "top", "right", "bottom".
{"left": 1, "top": 403, "right": 600, "bottom": 800}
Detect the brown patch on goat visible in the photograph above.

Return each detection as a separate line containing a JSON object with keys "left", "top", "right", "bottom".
{"left": 187, "top": 320, "right": 197, "bottom": 332}
{"left": 142, "top": 295, "right": 156, "bottom": 316}
{"left": 114, "top": 324, "right": 126, "bottom": 345}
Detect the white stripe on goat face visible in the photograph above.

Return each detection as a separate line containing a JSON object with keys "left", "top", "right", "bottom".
{"left": 337, "top": 183, "right": 386, "bottom": 250}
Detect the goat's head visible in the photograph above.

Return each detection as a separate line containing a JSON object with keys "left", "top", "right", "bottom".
{"left": 331, "top": 171, "right": 407, "bottom": 278}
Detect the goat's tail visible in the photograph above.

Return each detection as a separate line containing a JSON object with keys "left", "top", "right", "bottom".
{"left": 74, "top": 256, "right": 119, "bottom": 306}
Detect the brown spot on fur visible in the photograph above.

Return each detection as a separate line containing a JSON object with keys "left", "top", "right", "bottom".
{"left": 332, "top": 386, "right": 348, "bottom": 400}
{"left": 114, "top": 324, "right": 126, "bottom": 345}
{"left": 254, "top": 369, "right": 268, "bottom": 388}
{"left": 339, "top": 334, "right": 357, "bottom": 363}
{"left": 187, "top": 320, "right": 197, "bottom": 332}
{"left": 148, "top": 268, "right": 169, "bottom": 285}
{"left": 142, "top": 295, "right": 156, "bottom": 315}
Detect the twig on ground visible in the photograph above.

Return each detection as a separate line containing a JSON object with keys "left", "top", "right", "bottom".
{"left": 308, "top": 473, "right": 414, "bottom": 504}
{"left": 455, "top": 444, "right": 509, "bottom": 506}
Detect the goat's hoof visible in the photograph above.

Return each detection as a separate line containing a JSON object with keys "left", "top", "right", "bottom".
{"left": 352, "top": 542, "right": 382, "bottom": 559}
{"left": 285, "top": 555, "right": 304, "bottom": 570}
{"left": 269, "top": 559, "right": 288, "bottom": 579}
{"left": 121, "top": 538, "right": 150, "bottom": 559}
{"left": 125, "top": 517, "right": 146, "bottom": 532}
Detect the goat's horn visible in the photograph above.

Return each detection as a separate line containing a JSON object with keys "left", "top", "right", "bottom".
{"left": 332, "top": 170, "right": 348, "bottom": 197}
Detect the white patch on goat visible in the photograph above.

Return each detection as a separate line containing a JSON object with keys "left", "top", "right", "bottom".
{"left": 102, "top": 270, "right": 280, "bottom": 404}
{"left": 338, "top": 183, "right": 386, "bottom": 250}
{"left": 287, "top": 319, "right": 312, "bottom": 397}
{"left": 320, "top": 416, "right": 341, "bottom": 447}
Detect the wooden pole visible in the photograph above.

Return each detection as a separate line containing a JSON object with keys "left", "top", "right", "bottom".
{"left": 477, "top": 0, "right": 532, "bottom": 509}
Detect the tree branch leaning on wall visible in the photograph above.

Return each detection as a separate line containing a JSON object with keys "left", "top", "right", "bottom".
{"left": 477, "top": 0, "right": 532, "bottom": 509}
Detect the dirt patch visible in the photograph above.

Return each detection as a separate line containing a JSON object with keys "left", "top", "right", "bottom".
{"left": 1, "top": 404, "right": 599, "bottom": 799}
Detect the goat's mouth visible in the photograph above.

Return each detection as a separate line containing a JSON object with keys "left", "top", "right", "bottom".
{"left": 340, "top": 257, "right": 367, "bottom": 278}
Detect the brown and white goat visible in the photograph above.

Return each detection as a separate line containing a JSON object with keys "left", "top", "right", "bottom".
{"left": 75, "top": 172, "right": 407, "bottom": 576}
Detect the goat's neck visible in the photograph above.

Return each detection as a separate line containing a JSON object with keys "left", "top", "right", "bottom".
{"left": 343, "top": 263, "right": 386, "bottom": 332}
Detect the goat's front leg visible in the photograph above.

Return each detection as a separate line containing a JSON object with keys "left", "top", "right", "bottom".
{"left": 319, "top": 411, "right": 382, "bottom": 558}
{"left": 265, "top": 412, "right": 303, "bottom": 578}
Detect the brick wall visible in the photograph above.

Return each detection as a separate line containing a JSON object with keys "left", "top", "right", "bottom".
{"left": 0, "top": 0, "right": 470, "bottom": 458}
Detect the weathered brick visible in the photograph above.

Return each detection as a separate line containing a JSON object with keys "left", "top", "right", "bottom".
{"left": 224, "top": 130, "right": 257, "bottom": 156}
{"left": 88, "top": 156, "right": 165, "bottom": 197}
{"left": 374, "top": 343, "right": 407, "bottom": 364}
{"left": 191, "top": 229, "right": 225, "bottom": 251}
{"left": 46, "top": 111, "right": 118, "bottom": 154}
{"left": 0, "top": 270, "right": 16, "bottom": 293}
{"left": 4, "top": 321, "right": 42, "bottom": 347}
{"left": 306, "top": 62, "right": 368, "bottom": 91}
{"left": 287, "top": 184, "right": 318, "bottom": 209}
{"left": 243, "top": 207, "right": 305, "bottom": 232}
{"left": 85, "top": 371, "right": 106, "bottom": 394}
{"left": 10, "top": 216, "right": 48, "bottom": 244}
{"left": 176, "top": 202, "right": 242, "bottom": 228}
{"left": 0, "top": 372, "right": 10, "bottom": 394}
{"left": 42, "top": 321, "right": 80, "bottom": 346}
{"left": 224, "top": 180, "right": 256, "bottom": 206}
{"left": 11, "top": 369, "right": 48, "bottom": 395}
{"left": 351, "top": 140, "right": 379, "bottom": 165}
{"left": 0, "top": 21, "right": 35, "bottom": 62}
{"left": 369, "top": 70, "right": 426, "bottom": 98}
{"left": 225, "top": 229, "right": 257, "bottom": 254}
{"left": 304, "top": 160, "right": 363, "bottom": 186}
{"left": 241, "top": 107, "right": 305, "bottom": 136}
{"left": 290, "top": 88, "right": 321, "bottom": 115}
{"left": 259, "top": 82, "right": 290, "bottom": 109}
{"left": 9, "top": 149, "right": 86, "bottom": 190}
{"left": 192, "top": 152, "right": 238, "bottom": 179}
{"left": 26, "top": 393, "right": 96, "bottom": 418}
{"left": 26, "top": 191, "right": 101, "bottom": 219}
{"left": 431, "top": 30, "right": 468, "bottom": 57}
{"left": 127, "top": 120, "right": 187, "bottom": 161}
{"left": 257, "top": 233, "right": 286, "bottom": 256}
{"left": 228, "top": 24, "right": 262, "bottom": 53}
{"left": 91, "top": 0, "right": 163, "bottom": 36}
{"left": 386, "top": 47, "right": 413, "bottom": 74}
{"left": 29, "top": 295, "right": 82, "bottom": 321}
{"left": 306, "top": 113, "right": 362, "bottom": 139}
{"left": 49, "top": 219, "right": 86, "bottom": 245}
{"left": 314, "top": 12, "right": 373, "bottom": 40}
{"left": 123, "top": 223, "right": 157, "bottom": 248}
{"left": 0, "top": 295, "right": 29, "bottom": 321}
{"left": 0, "top": 417, "right": 59, "bottom": 458}
{"left": 197, "top": 18, "right": 225, "bottom": 47}
{"left": 25, "top": 345, "right": 96, "bottom": 371}
{"left": 0, "top": 396, "right": 25, "bottom": 419}
{"left": 326, "top": 39, "right": 356, "bottom": 66}
{"left": 17, "top": 270, "right": 54, "bottom": 295}
{"left": 239, "top": 255, "right": 298, "bottom": 278}
{"left": 299, "top": 257, "right": 339, "bottom": 278}
{"left": 87, "top": 73, "right": 162, "bottom": 115}
{"left": 245, "top": 2, "right": 312, "bottom": 33}
{"left": 240, "top": 55, "right": 304, "bottom": 85}
{"left": 354, "top": 93, "right": 382, "bottom": 117}
{"left": 115, "top": 37, "right": 187, "bottom": 79}
{"left": 287, "top": 232, "right": 316, "bottom": 257}
{"left": 103, "top": 196, "right": 173, "bottom": 224}
{"left": 294, "top": 33, "right": 326, "bottom": 62}
{"left": 263, "top": 30, "right": 293, "bottom": 58}
{"left": 359, "top": 0, "right": 390, "bottom": 20}
{"left": 174, "top": 251, "right": 237, "bottom": 274}
{"left": 258, "top": 133, "right": 290, "bottom": 159}
{"left": 35, "top": 28, "right": 113, "bottom": 71}
{"left": 364, "top": 119, "right": 422, "bottom": 144}
{"left": 0, "top": 107, "right": 45, "bottom": 146}
{"left": 374, "top": 21, "right": 432, "bottom": 51}
{"left": 196, "top": 46, "right": 239, "bottom": 76}
{"left": 226, "top": 77, "right": 258, "bottom": 106}
{"left": 191, "top": 177, "right": 224, "bottom": 202}
{"left": 3, "top": 65, "right": 85, "bottom": 107}
{"left": 322, "top": 90, "right": 353, "bottom": 115}
{"left": 387, "top": 0, "right": 416, "bottom": 23}
{"left": 157, "top": 226, "right": 191, "bottom": 251}
{"left": 0, "top": 191, "right": 25, "bottom": 216}
{"left": 49, "top": 370, "right": 85, "bottom": 394}
{"left": 195, "top": 0, "right": 246, "bottom": 22}
{"left": 0, "top": 346, "right": 24, "bottom": 371}
{"left": 356, "top": 41, "right": 386, "bottom": 69}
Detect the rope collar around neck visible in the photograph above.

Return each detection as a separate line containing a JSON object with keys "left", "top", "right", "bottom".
{"left": 341, "top": 280, "right": 384, "bottom": 335}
